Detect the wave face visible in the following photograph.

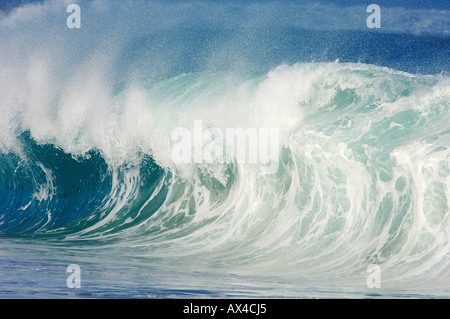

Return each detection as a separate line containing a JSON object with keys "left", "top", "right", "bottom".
{"left": 0, "top": 0, "right": 449, "bottom": 297}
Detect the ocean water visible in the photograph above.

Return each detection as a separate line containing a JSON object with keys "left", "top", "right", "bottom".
{"left": 0, "top": 0, "right": 449, "bottom": 298}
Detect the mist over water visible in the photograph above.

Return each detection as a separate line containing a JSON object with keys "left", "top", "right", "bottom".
{"left": 0, "top": 0, "right": 449, "bottom": 298}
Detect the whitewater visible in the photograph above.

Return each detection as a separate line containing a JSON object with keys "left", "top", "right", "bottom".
{"left": 0, "top": 0, "right": 449, "bottom": 298}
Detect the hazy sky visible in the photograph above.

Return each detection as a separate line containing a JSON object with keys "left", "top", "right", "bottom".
{"left": 1, "top": 0, "right": 449, "bottom": 10}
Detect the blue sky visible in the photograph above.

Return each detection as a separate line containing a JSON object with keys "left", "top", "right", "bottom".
{"left": 317, "top": 0, "right": 448, "bottom": 10}
{"left": 1, "top": 0, "right": 448, "bottom": 37}
{"left": 0, "top": 0, "right": 449, "bottom": 10}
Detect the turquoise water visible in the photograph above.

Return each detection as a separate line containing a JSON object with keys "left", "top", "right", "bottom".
{"left": 0, "top": 0, "right": 449, "bottom": 298}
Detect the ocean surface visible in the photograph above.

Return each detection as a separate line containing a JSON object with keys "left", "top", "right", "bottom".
{"left": 0, "top": 0, "right": 449, "bottom": 298}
